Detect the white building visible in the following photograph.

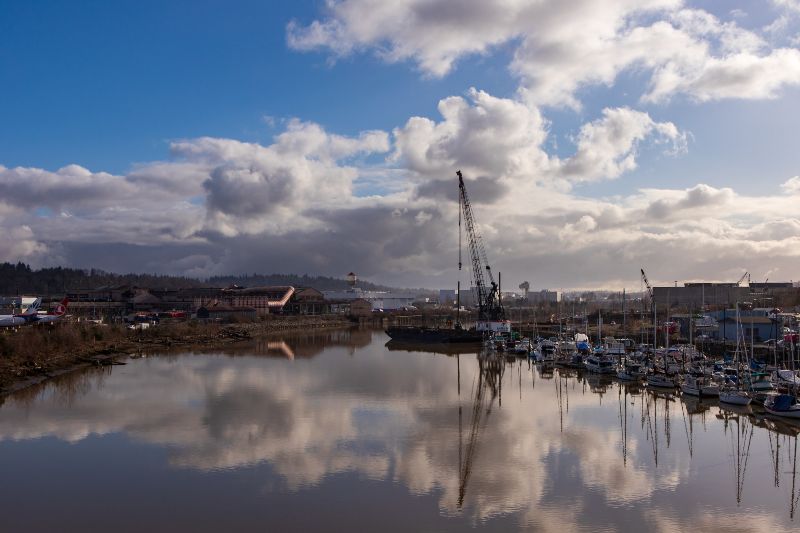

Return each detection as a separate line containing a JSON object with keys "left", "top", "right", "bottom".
{"left": 323, "top": 288, "right": 416, "bottom": 311}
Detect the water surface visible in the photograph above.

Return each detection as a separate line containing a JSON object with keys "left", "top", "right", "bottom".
{"left": 2, "top": 329, "right": 799, "bottom": 532}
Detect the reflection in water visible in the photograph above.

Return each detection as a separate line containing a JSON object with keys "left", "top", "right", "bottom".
{"left": 458, "top": 356, "right": 504, "bottom": 507}
{"left": 2, "top": 331, "right": 800, "bottom": 531}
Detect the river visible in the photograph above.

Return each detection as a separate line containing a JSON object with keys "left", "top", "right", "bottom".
{"left": 1, "top": 328, "right": 799, "bottom": 532}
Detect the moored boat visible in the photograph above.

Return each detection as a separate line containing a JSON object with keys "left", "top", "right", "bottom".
{"left": 680, "top": 374, "right": 719, "bottom": 397}
{"left": 765, "top": 393, "right": 800, "bottom": 419}
{"left": 647, "top": 371, "right": 676, "bottom": 389}
{"left": 585, "top": 353, "right": 616, "bottom": 374}
{"left": 719, "top": 386, "right": 751, "bottom": 406}
{"left": 617, "top": 361, "right": 645, "bottom": 381}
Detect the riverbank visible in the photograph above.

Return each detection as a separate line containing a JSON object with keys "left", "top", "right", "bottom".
{"left": 0, "top": 315, "right": 353, "bottom": 395}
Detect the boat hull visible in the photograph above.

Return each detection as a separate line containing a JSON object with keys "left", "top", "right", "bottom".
{"left": 719, "top": 391, "right": 751, "bottom": 405}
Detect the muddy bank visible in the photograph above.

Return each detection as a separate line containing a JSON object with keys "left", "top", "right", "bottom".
{"left": 0, "top": 315, "right": 353, "bottom": 395}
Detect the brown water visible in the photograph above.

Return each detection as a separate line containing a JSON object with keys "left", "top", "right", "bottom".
{"left": 1, "top": 329, "right": 799, "bottom": 532}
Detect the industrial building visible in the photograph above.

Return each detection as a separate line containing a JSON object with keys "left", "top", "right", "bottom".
{"left": 196, "top": 305, "right": 258, "bottom": 322}
{"left": 438, "top": 289, "right": 456, "bottom": 306}
{"left": 652, "top": 281, "right": 797, "bottom": 309}
{"left": 526, "top": 290, "right": 561, "bottom": 304}
{"left": 323, "top": 272, "right": 415, "bottom": 311}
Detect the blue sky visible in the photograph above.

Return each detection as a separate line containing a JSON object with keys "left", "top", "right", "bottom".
{"left": 0, "top": 0, "right": 516, "bottom": 172}
{"left": 1, "top": 0, "right": 800, "bottom": 288}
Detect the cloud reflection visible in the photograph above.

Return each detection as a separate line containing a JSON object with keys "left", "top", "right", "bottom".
{"left": 0, "top": 339, "right": 797, "bottom": 530}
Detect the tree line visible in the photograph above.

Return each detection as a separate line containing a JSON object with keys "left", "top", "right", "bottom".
{"left": 0, "top": 262, "right": 392, "bottom": 296}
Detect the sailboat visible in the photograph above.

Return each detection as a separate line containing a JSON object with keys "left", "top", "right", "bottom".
{"left": 617, "top": 357, "right": 646, "bottom": 381}
{"left": 765, "top": 333, "right": 800, "bottom": 417}
{"left": 681, "top": 373, "right": 719, "bottom": 397}
{"left": 765, "top": 393, "right": 800, "bottom": 418}
{"left": 719, "top": 304, "right": 751, "bottom": 406}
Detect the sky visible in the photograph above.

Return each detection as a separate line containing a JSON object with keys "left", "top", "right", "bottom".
{"left": 1, "top": 0, "right": 800, "bottom": 290}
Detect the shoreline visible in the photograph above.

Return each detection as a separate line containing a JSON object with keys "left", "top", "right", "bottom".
{"left": 0, "top": 315, "right": 353, "bottom": 397}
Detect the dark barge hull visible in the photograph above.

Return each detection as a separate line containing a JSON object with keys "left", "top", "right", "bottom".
{"left": 385, "top": 326, "right": 483, "bottom": 344}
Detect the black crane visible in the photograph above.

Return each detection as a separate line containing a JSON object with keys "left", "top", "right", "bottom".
{"left": 457, "top": 170, "right": 505, "bottom": 324}
{"left": 641, "top": 268, "right": 654, "bottom": 313}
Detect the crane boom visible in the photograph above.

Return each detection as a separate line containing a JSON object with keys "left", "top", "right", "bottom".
{"left": 641, "top": 268, "right": 654, "bottom": 312}
{"left": 736, "top": 271, "right": 749, "bottom": 286}
{"left": 458, "top": 170, "right": 506, "bottom": 329}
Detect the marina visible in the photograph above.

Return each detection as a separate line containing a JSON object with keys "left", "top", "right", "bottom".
{"left": 3, "top": 329, "right": 800, "bottom": 531}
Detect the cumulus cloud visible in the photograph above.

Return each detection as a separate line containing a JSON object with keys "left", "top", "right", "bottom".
{"left": 2, "top": 1, "right": 799, "bottom": 287}
{"left": 288, "top": 0, "right": 800, "bottom": 107}
{"left": 392, "top": 88, "right": 550, "bottom": 182}
{"left": 782, "top": 175, "right": 800, "bottom": 193}
{"left": 2, "top": 92, "right": 799, "bottom": 289}
{"left": 555, "top": 107, "right": 687, "bottom": 183}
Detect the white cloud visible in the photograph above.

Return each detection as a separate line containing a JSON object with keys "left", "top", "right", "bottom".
{"left": 554, "top": 107, "right": 687, "bottom": 183}
{"left": 391, "top": 88, "right": 550, "bottom": 182}
{"left": 782, "top": 175, "right": 800, "bottom": 193}
{"left": 289, "top": 1, "right": 800, "bottom": 107}
{"left": 4, "top": 89, "right": 800, "bottom": 289}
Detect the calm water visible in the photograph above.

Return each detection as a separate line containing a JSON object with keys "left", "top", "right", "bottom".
{"left": 2, "top": 329, "right": 800, "bottom": 532}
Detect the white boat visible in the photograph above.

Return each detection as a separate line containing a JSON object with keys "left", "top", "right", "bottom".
{"left": 585, "top": 353, "right": 616, "bottom": 374}
{"left": 617, "top": 361, "right": 645, "bottom": 381}
{"left": 647, "top": 372, "right": 676, "bottom": 389}
{"left": 680, "top": 374, "right": 719, "bottom": 397}
{"left": 513, "top": 338, "right": 532, "bottom": 355}
{"left": 773, "top": 369, "right": 800, "bottom": 388}
{"left": 566, "top": 352, "right": 584, "bottom": 368}
{"left": 604, "top": 340, "right": 626, "bottom": 356}
{"left": 744, "top": 371, "right": 774, "bottom": 392}
{"left": 764, "top": 393, "right": 800, "bottom": 418}
{"left": 539, "top": 341, "right": 556, "bottom": 362}
{"left": 719, "top": 387, "right": 751, "bottom": 405}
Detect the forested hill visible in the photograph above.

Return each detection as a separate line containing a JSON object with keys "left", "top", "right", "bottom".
{"left": 0, "top": 263, "right": 393, "bottom": 295}
{"left": 0, "top": 263, "right": 204, "bottom": 295}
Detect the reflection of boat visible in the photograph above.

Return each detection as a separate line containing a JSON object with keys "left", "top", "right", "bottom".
{"left": 385, "top": 326, "right": 483, "bottom": 344}
{"left": 680, "top": 394, "right": 711, "bottom": 415}
{"left": 718, "top": 401, "right": 753, "bottom": 416}
{"left": 385, "top": 340, "right": 482, "bottom": 355}
{"left": 717, "top": 407, "right": 754, "bottom": 505}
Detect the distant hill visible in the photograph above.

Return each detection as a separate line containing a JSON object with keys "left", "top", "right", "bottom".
{"left": 0, "top": 262, "right": 396, "bottom": 295}
{"left": 0, "top": 262, "right": 205, "bottom": 295}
